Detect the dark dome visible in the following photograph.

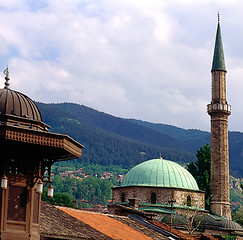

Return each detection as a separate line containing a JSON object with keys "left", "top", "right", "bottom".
{"left": 218, "top": 220, "right": 243, "bottom": 231}
{"left": 193, "top": 214, "right": 220, "bottom": 228}
{"left": 161, "top": 214, "right": 187, "bottom": 226}
{"left": 0, "top": 75, "right": 42, "bottom": 122}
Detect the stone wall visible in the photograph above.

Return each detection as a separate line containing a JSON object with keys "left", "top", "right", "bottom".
{"left": 210, "top": 111, "right": 231, "bottom": 219}
{"left": 209, "top": 67, "right": 232, "bottom": 220}
{"left": 112, "top": 186, "right": 205, "bottom": 209}
{"left": 211, "top": 71, "right": 226, "bottom": 103}
{"left": 174, "top": 189, "right": 205, "bottom": 209}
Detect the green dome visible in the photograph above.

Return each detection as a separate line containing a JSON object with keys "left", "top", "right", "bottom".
{"left": 121, "top": 158, "right": 199, "bottom": 191}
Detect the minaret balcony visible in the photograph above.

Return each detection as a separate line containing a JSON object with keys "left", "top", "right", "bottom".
{"left": 207, "top": 103, "right": 231, "bottom": 115}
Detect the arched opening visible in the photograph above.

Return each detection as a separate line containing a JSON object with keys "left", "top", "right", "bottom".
{"left": 187, "top": 196, "right": 192, "bottom": 206}
{"left": 151, "top": 192, "right": 156, "bottom": 204}
{"left": 121, "top": 192, "right": 125, "bottom": 202}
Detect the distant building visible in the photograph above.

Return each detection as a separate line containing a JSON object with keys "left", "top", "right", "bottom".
{"left": 110, "top": 157, "right": 205, "bottom": 216}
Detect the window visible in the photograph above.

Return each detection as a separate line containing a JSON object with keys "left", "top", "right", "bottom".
{"left": 151, "top": 192, "right": 156, "bottom": 204}
{"left": 121, "top": 192, "right": 125, "bottom": 202}
{"left": 187, "top": 196, "right": 191, "bottom": 206}
{"left": 8, "top": 186, "right": 27, "bottom": 222}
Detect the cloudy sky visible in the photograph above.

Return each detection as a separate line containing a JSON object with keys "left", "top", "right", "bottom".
{"left": 0, "top": 0, "right": 243, "bottom": 132}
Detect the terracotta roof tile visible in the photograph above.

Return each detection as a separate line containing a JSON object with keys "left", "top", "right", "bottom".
{"left": 59, "top": 207, "right": 154, "bottom": 240}
{"left": 41, "top": 201, "right": 112, "bottom": 240}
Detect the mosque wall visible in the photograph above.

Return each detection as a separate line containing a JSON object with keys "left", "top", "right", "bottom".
{"left": 112, "top": 186, "right": 205, "bottom": 209}
{"left": 173, "top": 189, "right": 205, "bottom": 209}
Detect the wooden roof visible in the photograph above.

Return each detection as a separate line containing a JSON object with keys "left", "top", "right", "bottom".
{"left": 40, "top": 201, "right": 112, "bottom": 240}
{"left": 0, "top": 125, "right": 83, "bottom": 161}
{"left": 58, "top": 206, "right": 167, "bottom": 240}
{"left": 41, "top": 202, "right": 169, "bottom": 240}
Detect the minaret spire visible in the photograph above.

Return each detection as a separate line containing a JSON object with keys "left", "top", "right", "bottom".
{"left": 207, "top": 16, "right": 231, "bottom": 219}
{"left": 211, "top": 14, "right": 226, "bottom": 72}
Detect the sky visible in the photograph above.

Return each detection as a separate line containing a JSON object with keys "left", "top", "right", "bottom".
{"left": 0, "top": 0, "right": 243, "bottom": 132}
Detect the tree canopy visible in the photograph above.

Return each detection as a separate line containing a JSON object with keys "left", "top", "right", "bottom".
{"left": 187, "top": 143, "right": 211, "bottom": 209}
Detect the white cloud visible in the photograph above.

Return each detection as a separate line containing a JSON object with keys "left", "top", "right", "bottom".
{"left": 0, "top": 0, "right": 243, "bottom": 131}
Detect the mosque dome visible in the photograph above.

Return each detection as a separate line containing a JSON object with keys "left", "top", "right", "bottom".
{"left": 218, "top": 220, "right": 243, "bottom": 231}
{"left": 121, "top": 158, "right": 199, "bottom": 191}
{"left": 0, "top": 70, "right": 42, "bottom": 122}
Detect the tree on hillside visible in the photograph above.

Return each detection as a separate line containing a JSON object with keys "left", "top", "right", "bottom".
{"left": 232, "top": 209, "right": 243, "bottom": 226}
{"left": 187, "top": 144, "right": 211, "bottom": 209}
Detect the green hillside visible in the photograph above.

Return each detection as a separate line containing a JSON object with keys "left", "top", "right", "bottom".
{"left": 128, "top": 119, "right": 243, "bottom": 177}
{"left": 37, "top": 102, "right": 195, "bottom": 168}
{"left": 36, "top": 102, "right": 243, "bottom": 177}
{"left": 128, "top": 119, "right": 210, "bottom": 152}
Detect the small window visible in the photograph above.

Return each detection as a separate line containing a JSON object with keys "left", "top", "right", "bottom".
{"left": 121, "top": 192, "right": 125, "bottom": 202}
{"left": 187, "top": 196, "right": 191, "bottom": 206}
{"left": 151, "top": 192, "right": 156, "bottom": 204}
{"left": 8, "top": 186, "right": 27, "bottom": 222}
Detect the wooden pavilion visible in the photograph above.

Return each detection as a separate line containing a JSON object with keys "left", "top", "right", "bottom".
{"left": 0, "top": 69, "right": 83, "bottom": 240}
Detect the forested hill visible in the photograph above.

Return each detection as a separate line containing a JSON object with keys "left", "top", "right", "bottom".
{"left": 36, "top": 102, "right": 243, "bottom": 177}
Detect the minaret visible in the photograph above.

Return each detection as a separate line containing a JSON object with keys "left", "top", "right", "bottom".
{"left": 207, "top": 16, "right": 231, "bottom": 219}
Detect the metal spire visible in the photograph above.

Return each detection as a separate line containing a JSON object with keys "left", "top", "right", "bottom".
{"left": 211, "top": 14, "right": 226, "bottom": 72}
{"left": 3, "top": 67, "right": 10, "bottom": 89}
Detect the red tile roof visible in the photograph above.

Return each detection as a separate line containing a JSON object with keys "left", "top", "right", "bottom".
{"left": 59, "top": 207, "right": 153, "bottom": 240}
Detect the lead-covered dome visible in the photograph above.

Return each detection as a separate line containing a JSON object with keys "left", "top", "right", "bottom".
{"left": 218, "top": 220, "right": 243, "bottom": 231}
{"left": 0, "top": 71, "right": 42, "bottom": 122}
{"left": 122, "top": 158, "right": 199, "bottom": 191}
{"left": 0, "top": 88, "right": 42, "bottom": 121}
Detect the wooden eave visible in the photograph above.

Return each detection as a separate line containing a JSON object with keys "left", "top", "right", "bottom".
{"left": 0, "top": 113, "right": 50, "bottom": 130}
{"left": 0, "top": 124, "right": 84, "bottom": 161}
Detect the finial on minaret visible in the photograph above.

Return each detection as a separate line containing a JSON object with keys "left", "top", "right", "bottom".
{"left": 218, "top": 12, "right": 220, "bottom": 23}
{"left": 3, "top": 67, "right": 10, "bottom": 89}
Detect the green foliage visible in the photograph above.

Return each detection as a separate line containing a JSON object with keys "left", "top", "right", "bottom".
{"left": 53, "top": 162, "right": 129, "bottom": 177}
{"left": 76, "top": 177, "right": 113, "bottom": 205}
{"left": 230, "top": 188, "right": 243, "bottom": 212}
{"left": 42, "top": 188, "right": 75, "bottom": 208}
{"left": 232, "top": 208, "right": 243, "bottom": 226}
{"left": 43, "top": 163, "right": 128, "bottom": 207}
{"left": 222, "top": 236, "right": 237, "bottom": 240}
{"left": 187, "top": 144, "right": 211, "bottom": 209}
{"left": 46, "top": 174, "right": 113, "bottom": 207}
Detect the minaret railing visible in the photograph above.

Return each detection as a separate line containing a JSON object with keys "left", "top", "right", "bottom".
{"left": 207, "top": 103, "right": 231, "bottom": 115}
